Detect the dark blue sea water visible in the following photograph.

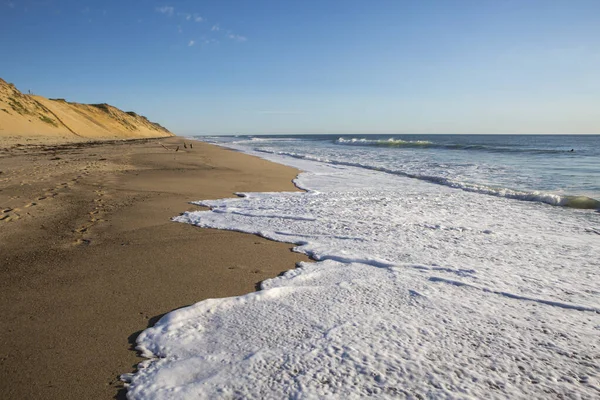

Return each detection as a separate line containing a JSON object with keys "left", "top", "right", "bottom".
{"left": 199, "top": 134, "right": 600, "bottom": 209}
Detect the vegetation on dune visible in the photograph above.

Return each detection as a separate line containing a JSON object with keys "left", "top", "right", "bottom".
{"left": 1, "top": 77, "right": 173, "bottom": 137}
{"left": 39, "top": 115, "right": 58, "bottom": 126}
{"left": 151, "top": 121, "right": 169, "bottom": 132}
{"left": 91, "top": 103, "right": 112, "bottom": 113}
{"left": 8, "top": 96, "right": 32, "bottom": 115}
{"left": 118, "top": 117, "right": 137, "bottom": 131}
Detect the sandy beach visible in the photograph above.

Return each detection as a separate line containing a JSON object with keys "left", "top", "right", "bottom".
{"left": 0, "top": 136, "right": 309, "bottom": 399}
{"left": 3, "top": 2, "right": 598, "bottom": 397}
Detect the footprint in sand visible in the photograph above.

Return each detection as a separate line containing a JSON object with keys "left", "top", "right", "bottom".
{"left": 24, "top": 202, "right": 37, "bottom": 208}
{"left": 1, "top": 212, "right": 20, "bottom": 222}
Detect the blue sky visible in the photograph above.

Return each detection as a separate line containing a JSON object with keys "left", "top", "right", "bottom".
{"left": 1, "top": 0, "right": 599, "bottom": 135}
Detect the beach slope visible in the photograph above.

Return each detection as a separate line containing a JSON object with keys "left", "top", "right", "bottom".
{"left": 0, "top": 137, "right": 309, "bottom": 399}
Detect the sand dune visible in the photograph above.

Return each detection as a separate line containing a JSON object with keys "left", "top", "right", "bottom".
{"left": 0, "top": 78, "right": 172, "bottom": 142}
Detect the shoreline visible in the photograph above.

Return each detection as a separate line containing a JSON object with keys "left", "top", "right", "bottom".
{"left": 127, "top": 136, "right": 600, "bottom": 398}
{"left": 0, "top": 136, "right": 310, "bottom": 399}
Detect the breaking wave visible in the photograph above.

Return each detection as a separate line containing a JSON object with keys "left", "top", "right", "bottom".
{"left": 335, "top": 137, "right": 576, "bottom": 155}
{"left": 255, "top": 149, "right": 600, "bottom": 210}
{"left": 335, "top": 137, "right": 433, "bottom": 147}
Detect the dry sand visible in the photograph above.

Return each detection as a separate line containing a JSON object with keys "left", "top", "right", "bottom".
{"left": 0, "top": 136, "right": 309, "bottom": 399}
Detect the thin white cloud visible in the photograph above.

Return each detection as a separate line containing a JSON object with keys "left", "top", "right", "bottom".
{"left": 153, "top": 6, "right": 245, "bottom": 47}
{"left": 201, "top": 37, "right": 219, "bottom": 45}
{"left": 178, "top": 12, "right": 203, "bottom": 22}
{"left": 6, "top": 2, "right": 15, "bottom": 8}
{"left": 227, "top": 33, "right": 247, "bottom": 42}
{"left": 156, "top": 6, "right": 174, "bottom": 16}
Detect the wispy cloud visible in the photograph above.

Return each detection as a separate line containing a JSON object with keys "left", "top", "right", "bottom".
{"left": 200, "top": 37, "right": 219, "bottom": 45}
{"left": 179, "top": 12, "right": 203, "bottom": 22}
{"left": 5, "top": 1, "right": 15, "bottom": 8}
{"left": 227, "top": 33, "right": 247, "bottom": 42}
{"left": 153, "top": 6, "right": 245, "bottom": 47}
{"left": 156, "top": 6, "right": 174, "bottom": 16}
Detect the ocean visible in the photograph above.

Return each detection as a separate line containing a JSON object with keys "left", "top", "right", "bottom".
{"left": 210, "top": 134, "right": 600, "bottom": 208}
{"left": 125, "top": 134, "right": 600, "bottom": 399}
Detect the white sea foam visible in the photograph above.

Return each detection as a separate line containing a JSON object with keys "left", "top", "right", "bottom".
{"left": 125, "top": 156, "right": 600, "bottom": 399}
{"left": 253, "top": 148, "right": 600, "bottom": 209}
{"left": 336, "top": 137, "right": 433, "bottom": 146}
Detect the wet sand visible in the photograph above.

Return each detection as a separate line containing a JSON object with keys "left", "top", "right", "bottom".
{"left": 0, "top": 136, "right": 310, "bottom": 399}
